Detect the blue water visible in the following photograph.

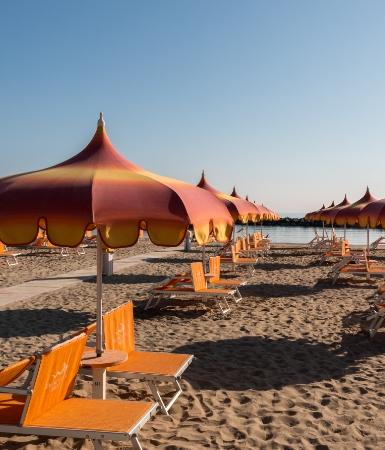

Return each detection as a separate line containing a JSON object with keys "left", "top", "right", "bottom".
{"left": 236, "top": 225, "right": 385, "bottom": 246}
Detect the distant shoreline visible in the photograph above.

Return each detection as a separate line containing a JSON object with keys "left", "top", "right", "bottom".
{"left": 247, "top": 217, "right": 384, "bottom": 229}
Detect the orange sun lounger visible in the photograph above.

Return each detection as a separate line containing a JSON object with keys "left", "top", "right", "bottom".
{"left": 329, "top": 251, "right": 385, "bottom": 284}
{"left": 90, "top": 301, "right": 194, "bottom": 415}
{"left": 220, "top": 244, "right": 257, "bottom": 276}
{"left": 0, "top": 334, "right": 156, "bottom": 450}
{"left": 147, "top": 261, "right": 240, "bottom": 314}
{"left": 208, "top": 256, "right": 247, "bottom": 292}
{"left": 0, "top": 242, "right": 22, "bottom": 267}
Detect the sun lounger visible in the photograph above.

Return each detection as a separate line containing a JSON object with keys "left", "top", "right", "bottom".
{"left": 0, "top": 356, "right": 36, "bottom": 391}
{"left": 360, "top": 302, "right": 385, "bottom": 337}
{"left": 329, "top": 251, "right": 385, "bottom": 284}
{"left": 220, "top": 245, "right": 257, "bottom": 276}
{"left": 92, "top": 301, "right": 194, "bottom": 415}
{"left": 370, "top": 236, "right": 385, "bottom": 251}
{"left": 147, "top": 261, "right": 240, "bottom": 314}
{"left": 0, "top": 333, "right": 157, "bottom": 450}
{"left": 208, "top": 256, "right": 246, "bottom": 295}
{"left": 0, "top": 242, "right": 22, "bottom": 266}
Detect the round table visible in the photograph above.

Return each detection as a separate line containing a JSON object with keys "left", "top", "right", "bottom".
{"left": 81, "top": 349, "right": 127, "bottom": 399}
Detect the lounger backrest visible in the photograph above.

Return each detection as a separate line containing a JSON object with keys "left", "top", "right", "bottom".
{"left": 209, "top": 256, "right": 220, "bottom": 282}
{"left": 231, "top": 245, "right": 237, "bottom": 262}
{"left": 0, "top": 356, "right": 35, "bottom": 386}
{"left": 191, "top": 262, "right": 206, "bottom": 291}
{"left": 22, "top": 333, "right": 87, "bottom": 425}
{"left": 103, "top": 301, "right": 135, "bottom": 355}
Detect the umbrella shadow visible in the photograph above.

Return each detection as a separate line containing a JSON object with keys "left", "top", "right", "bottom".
{"left": 84, "top": 274, "right": 168, "bottom": 285}
{"left": 176, "top": 334, "right": 385, "bottom": 391}
{"left": 240, "top": 283, "right": 324, "bottom": 298}
{"left": 256, "top": 262, "right": 308, "bottom": 271}
{"left": 0, "top": 308, "right": 93, "bottom": 338}
{"left": 145, "top": 257, "right": 199, "bottom": 264}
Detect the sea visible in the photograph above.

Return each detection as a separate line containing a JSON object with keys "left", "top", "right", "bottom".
{"left": 235, "top": 213, "right": 385, "bottom": 246}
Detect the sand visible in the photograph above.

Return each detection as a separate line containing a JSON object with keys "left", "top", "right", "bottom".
{"left": 1, "top": 243, "right": 385, "bottom": 449}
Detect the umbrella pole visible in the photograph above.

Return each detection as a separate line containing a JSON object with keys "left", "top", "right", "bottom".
{"left": 344, "top": 223, "right": 346, "bottom": 240}
{"left": 322, "top": 221, "right": 325, "bottom": 239}
{"left": 260, "top": 220, "right": 263, "bottom": 236}
{"left": 202, "top": 245, "right": 206, "bottom": 271}
{"left": 367, "top": 224, "right": 370, "bottom": 254}
{"left": 96, "top": 230, "right": 103, "bottom": 357}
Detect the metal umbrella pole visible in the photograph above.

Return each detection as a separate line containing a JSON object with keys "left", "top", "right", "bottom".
{"left": 343, "top": 223, "right": 346, "bottom": 240}
{"left": 96, "top": 229, "right": 103, "bottom": 357}
{"left": 367, "top": 224, "right": 370, "bottom": 254}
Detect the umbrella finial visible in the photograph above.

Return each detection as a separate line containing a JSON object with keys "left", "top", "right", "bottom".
{"left": 97, "top": 112, "right": 105, "bottom": 129}
{"left": 202, "top": 169, "right": 205, "bottom": 177}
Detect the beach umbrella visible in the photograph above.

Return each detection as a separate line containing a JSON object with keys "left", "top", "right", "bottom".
{"left": 197, "top": 172, "right": 259, "bottom": 223}
{"left": 319, "top": 195, "right": 350, "bottom": 225}
{"left": 305, "top": 204, "right": 325, "bottom": 222}
{"left": 356, "top": 194, "right": 385, "bottom": 252}
{"left": 0, "top": 114, "right": 234, "bottom": 355}
{"left": 334, "top": 187, "right": 377, "bottom": 250}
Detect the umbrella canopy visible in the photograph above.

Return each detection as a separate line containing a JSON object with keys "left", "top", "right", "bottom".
{"left": 0, "top": 115, "right": 233, "bottom": 248}
{"left": 358, "top": 196, "right": 385, "bottom": 229}
{"left": 319, "top": 195, "right": 350, "bottom": 225}
{"left": 229, "top": 187, "right": 264, "bottom": 221}
{"left": 197, "top": 171, "right": 257, "bottom": 223}
{"left": 312, "top": 201, "right": 335, "bottom": 221}
{"left": 305, "top": 204, "right": 325, "bottom": 221}
{"left": 334, "top": 187, "right": 377, "bottom": 226}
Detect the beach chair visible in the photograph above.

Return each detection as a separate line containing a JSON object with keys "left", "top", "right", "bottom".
{"left": 147, "top": 261, "right": 239, "bottom": 314}
{"left": 370, "top": 236, "right": 385, "bottom": 251}
{"left": 208, "top": 256, "right": 246, "bottom": 294}
{"left": 97, "top": 301, "right": 194, "bottom": 415}
{"left": 220, "top": 245, "right": 257, "bottom": 276}
{"left": 330, "top": 251, "right": 385, "bottom": 284}
{"left": 0, "top": 242, "right": 22, "bottom": 267}
{"left": 0, "top": 333, "right": 157, "bottom": 450}
{"left": 0, "top": 356, "right": 36, "bottom": 391}
{"left": 360, "top": 301, "right": 385, "bottom": 337}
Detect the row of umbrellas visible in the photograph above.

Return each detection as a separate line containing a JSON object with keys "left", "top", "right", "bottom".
{"left": 305, "top": 187, "right": 385, "bottom": 228}
{"left": 0, "top": 114, "right": 278, "bottom": 355}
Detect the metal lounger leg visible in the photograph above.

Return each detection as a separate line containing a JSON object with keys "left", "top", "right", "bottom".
{"left": 234, "top": 289, "right": 242, "bottom": 303}
{"left": 145, "top": 294, "right": 161, "bottom": 310}
{"left": 148, "top": 379, "right": 183, "bottom": 415}
{"left": 92, "top": 439, "right": 104, "bottom": 450}
{"left": 131, "top": 436, "right": 143, "bottom": 450}
{"left": 6, "top": 256, "right": 18, "bottom": 267}
{"left": 218, "top": 297, "right": 231, "bottom": 315}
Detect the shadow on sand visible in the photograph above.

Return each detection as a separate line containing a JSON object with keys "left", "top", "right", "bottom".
{"left": 175, "top": 334, "right": 385, "bottom": 391}
{"left": 0, "top": 308, "right": 93, "bottom": 338}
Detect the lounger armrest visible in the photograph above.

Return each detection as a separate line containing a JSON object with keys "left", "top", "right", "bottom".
{"left": 0, "top": 386, "right": 31, "bottom": 395}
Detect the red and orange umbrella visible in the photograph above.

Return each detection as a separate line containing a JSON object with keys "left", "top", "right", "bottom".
{"left": 311, "top": 201, "right": 335, "bottom": 221}
{"left": 197, "top": 171, "right": 257, "bottom": 223}
{"left": 0, "top": 116, "right": 233, "bottom": 248}
{"left": 0, "top": 115, "right": 234, "bottom": 355}
{"left": 334, "top": 187, "right": 377, "bottom": 226}
{"left": 229, "top": 186, "right": 264, "bottom": 222}
{"left": 319, "top": 195, "right": 350, "bottom": 225}
{"left": 358, "top": 197, "right": 385, "bottom": 229}
{"left": 305, "top": 204, "right": 325, "bottom": 221}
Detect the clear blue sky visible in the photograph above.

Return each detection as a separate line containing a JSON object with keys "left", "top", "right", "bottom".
{"left": 1, "top": 1, "right": 385, "bottom": 214}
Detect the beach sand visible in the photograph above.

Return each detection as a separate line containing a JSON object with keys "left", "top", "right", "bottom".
{"left": 1, "top": 243, "right": 385, "bottom": 449}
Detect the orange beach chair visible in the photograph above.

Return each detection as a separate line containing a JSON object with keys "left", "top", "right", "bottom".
{"left": 0, "top": 333, "right": 156, "bottom": 450}
{"left": 220, "top": 245, "right": 257, "bottom": 275}
{"left": 96, "top": 301, "right": 194, "bottom": 415}
{"left": 0, "top": 242, "right": 22, "bottom": 267}
{"left": 147, "top": 261, "right": 240, "bottom": 314}
{"left": 208, "top": 256, "right": 247, "bottom": 291}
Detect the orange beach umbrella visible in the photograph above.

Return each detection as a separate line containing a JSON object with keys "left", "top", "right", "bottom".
{"left": 319, "top": 195, "right": 350, "bottom": 225}
{"left": 197, "top": 171, "right": 257, "bottom": 223}
{"left": 305, "top": 204, "right": 325, "bottom": 221}
{"left": 334, "top": 187, "right": 377, "bottom": 226}
{"left": 0, "top": 114, "right": 234, "bottom": 355}
{"left": 230, "top": 186, "right": 264, "bottom": 222}
{"left": 358, "top": 197, "right": 385, "bottom": 229}
{"left": 312, "top": 201, "right": 335, "bottom": 222}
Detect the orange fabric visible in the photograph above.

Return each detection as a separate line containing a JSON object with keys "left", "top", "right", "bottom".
{"left": 208, "top": 256, "right": 242, "bottom": 286}
{"left": 0, "top": 356, "right": 35, "bottom": 386}
{"left": 25, "top": 397, "right": 154, "bottom": 432}
{"left": 0, "top": 123, "right": 233, "bottom": 248}
{"left": 0, "top": 393, "right": 25, "bottom": 425}
{"left": 319, "top": 195, "right": 350, "bottom": 225}
{"left": 108, "top": 351, "right": 192, "bottom": 377}
{"left": 103, "top": 302, "right": 135, "bottom": 355}
{"left": 22, "top": 334, "right": 87, "bottom": 426}
{"left": 191, "top": 262, "right": 207, "bottom": 291}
